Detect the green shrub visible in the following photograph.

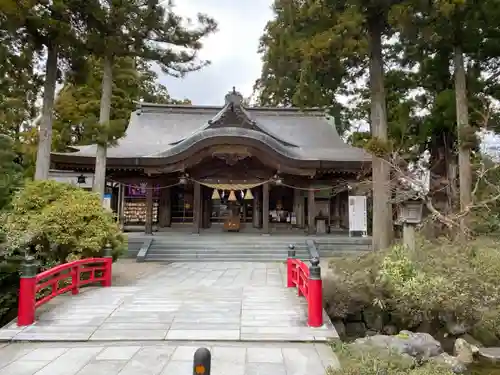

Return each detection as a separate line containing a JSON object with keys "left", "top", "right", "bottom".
{"left": 325, "top": 237, "right": 500, "bottom": 335}
{"left": 328, "top": 342, "right": 453, "bottom": 375}
{"left": 1, "top": 180, "right": 125, "bottom": 263}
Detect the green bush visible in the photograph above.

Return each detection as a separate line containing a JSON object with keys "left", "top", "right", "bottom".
{"left": 328, "top": 342, "right": 453, "bottom": 375}
{"left": 325, "top": 237, "right": 500, "bottom": 338}
{"left": 2, "top": 180, "right": 125, "bottom": 263}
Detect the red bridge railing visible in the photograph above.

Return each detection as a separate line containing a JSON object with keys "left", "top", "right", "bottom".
{"left": 17, "top": 247, "right": 113, "bottom": 326}
{"left": 286, "top": 242, "right": 323, "bottom": 327}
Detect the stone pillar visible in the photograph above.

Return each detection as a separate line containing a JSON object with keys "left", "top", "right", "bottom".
{"left": 253, "top": 189, "right": 260, "bottom": 228}
{"left": 403, "top": 223, "right": 416, "bottom": 251}
{"left": 192, "top": 181, "right": 201, "bottom": 234}
{"left": 145, "top": 181, "right": 153, "bottom": 235}
{"left": 308, "top": 188, "right": 316, "bottom": 235}
{"left": 262, "top": 183, "right": 269, "bottom": 234}
{"left": 158, "top": 187, "right": 171, "bottom": 228}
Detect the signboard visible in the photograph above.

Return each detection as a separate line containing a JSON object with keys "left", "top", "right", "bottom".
{"left": 348, "top": 195, "right": 367, "bottom": 236}
{"left": 103, "top": 194, "right": 112, "bottom": 211}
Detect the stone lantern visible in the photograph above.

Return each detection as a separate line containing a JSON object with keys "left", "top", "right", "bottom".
{"left": 397, "top": 150, "right": 431, "bottom": 251}
{"left": 399, "top": 200, "right": 424, "bottom": 224}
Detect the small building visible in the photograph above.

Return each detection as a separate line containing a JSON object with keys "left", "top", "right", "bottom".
{"left": 51, "top": 89, "right": 371, "bottom": 235}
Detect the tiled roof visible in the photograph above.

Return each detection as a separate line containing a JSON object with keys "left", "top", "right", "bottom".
{"left": 53, "top": 101, "right": 371, "bottom": 163}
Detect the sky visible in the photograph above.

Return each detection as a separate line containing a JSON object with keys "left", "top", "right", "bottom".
{"left": 159, "top": 0, "right": 274, "bottom": 105}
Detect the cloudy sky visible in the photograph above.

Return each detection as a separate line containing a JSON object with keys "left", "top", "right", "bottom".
{"left": 159, "top": 0, "right": 274, "bottom": 105}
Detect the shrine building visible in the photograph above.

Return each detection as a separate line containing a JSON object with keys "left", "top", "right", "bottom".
{"left": 51, "top": 89, "right": 372, "bottom": 235}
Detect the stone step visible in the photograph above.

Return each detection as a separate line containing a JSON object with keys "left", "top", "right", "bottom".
{"left": 148, "top": 246, "right": 370, "bottom": 254}
{"left": 145, "top": 251, "right": 363, "bottom": 262}
{"left": 148, "top": 237, "right": 371, "bottom": 245}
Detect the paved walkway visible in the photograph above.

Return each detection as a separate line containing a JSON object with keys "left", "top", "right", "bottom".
{"left": 0, "top": 340, "right": 339, "bottom": 375}
{"left": 0, "top": 262, "right": 340, "bottom": 374}
{"left": 0, "top": 262, "right": 336, "bottom": 342}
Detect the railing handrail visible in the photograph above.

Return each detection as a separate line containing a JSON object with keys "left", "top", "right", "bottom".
{"left": 286, "top": 244, "right": 323, "bottom": 327}
{"left": 305, "top": 239, "right": 320, "bottom": 263}
{"left": 36, "top": 257, "right": 109, "bottom": 281}
{"left": 17, "top": 246, "right": 114, "bottom": 327}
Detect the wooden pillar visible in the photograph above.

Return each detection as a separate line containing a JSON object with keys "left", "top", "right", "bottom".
{"left": 252, "top": 189, "right": 260, "bottom": 228}
{"left": 116, "top": 183, "right": 123, "bottom": 226}
{"left": 203, "top": 198, "right": 211, "bottom": 228}
{"left": 158, "top": 187, "right": 171, "bottom": 228}
{"left": 262, "top": 183, "right": 269, "bottom": 234}
{"left": 333, "top": 193, "right": 341, "bottom": 229}
{"left": 193, "top": 181, "right": 201, "bottom": 234}
{"left": 145, "top": 181, "right": 153, "bottom": 235}
{"left": 308, "top": 188, "right": 316, "bottom": 235}
{"left": 293, "top": 189, "right": 306, "bottom": 228}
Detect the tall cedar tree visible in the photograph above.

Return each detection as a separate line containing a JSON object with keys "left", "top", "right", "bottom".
{"left": 1, "top": 0, "right": 87, "bottom": 180}
{"left": 53, "top": 57, "right": 189, "bottom": 150}
{"left": 0, "top": 25, "right": 43, "bottom": 144}
{"left": 79, "top": 0, "right": 216, "bottom": 199}
{"left": 391, "top": 0, "right": 500, "bottom": 233}
{"left": 258, "top": 0, "right": 400, "bottom": 250}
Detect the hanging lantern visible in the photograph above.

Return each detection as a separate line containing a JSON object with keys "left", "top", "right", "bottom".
{"left": 228, "top": 190, "right": 237, "bottom": 201}
{"left": 179, "top": 175, "right": 187, "bottom": 185}
{"left": 211, "top": 189, "right": 221, "bottom": 200}
{"left": 244, "top": 189, "right": 254, "bottom": 200}
{"left": 274, "top": 174, "right": 283, "bottom": 185}
{"left": 77, "top": 174, "right": 86, "bottom": 184}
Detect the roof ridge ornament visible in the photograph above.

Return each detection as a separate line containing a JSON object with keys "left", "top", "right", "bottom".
{"left": 224, "top": 87, "right": 243, "bottom": 106}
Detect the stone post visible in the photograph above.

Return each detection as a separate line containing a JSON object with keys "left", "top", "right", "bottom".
{"left": 403, "top": 223, "right": 416, "bottom": 251}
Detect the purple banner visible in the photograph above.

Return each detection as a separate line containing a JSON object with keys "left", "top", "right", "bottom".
{"left": 126, "top": 183, "right": 160, "bottom": 197}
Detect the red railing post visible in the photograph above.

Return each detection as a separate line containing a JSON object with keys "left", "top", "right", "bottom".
{"left": 71, "top": 264, "right": 80, "bottom": 295}
{"left": 17, "top": 256, "right": 38, "bottom": 326}
{"left": 307, "top": 257, "right": 323, "bottom": 327}
{"left": 101, "top": 243, "right": 113, "bottom": 287}
{"left": 287, "top": 244, "right": 296, "bottom": 288}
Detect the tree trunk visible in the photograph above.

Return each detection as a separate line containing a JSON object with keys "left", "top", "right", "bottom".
{"left": 34, "top": 43, "right": 58, "bottom": 180}
{"left": 93, "top": 55, "right": 113, "bottom": 200}
{"left": 368, "top": 18, "right": 393, "bottom": 251}
{"left": 453, "top": 45, "right": 472, "bottom": 235}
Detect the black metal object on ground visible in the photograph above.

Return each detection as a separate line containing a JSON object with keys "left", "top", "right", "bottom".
{"left": 193, "top": 347, "right": 211, "bottom": 375}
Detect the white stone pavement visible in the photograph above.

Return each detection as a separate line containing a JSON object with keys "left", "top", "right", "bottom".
{"left": 0, "top": 341, "right": 340, "bottom": 375}
{"left": 0, "top": 262, "right": 337, "bottom": 342}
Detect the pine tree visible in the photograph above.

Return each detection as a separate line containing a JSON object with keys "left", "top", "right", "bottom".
{"left": 0, "top": 0, "right": 88, "bottom": 180}
{"left": 53, "top": 57, "right": 189, "bottom": 150}
{"left": 77, "top": 0, "right": 216, "bottom": 199}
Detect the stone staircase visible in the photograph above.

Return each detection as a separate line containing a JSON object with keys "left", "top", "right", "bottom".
{"left": 136, "top": 234, "right": 371, "bottom": 262}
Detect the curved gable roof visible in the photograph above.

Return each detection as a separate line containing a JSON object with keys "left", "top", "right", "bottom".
{"left": 53, "top": 96, "right": 371, "bottom": 164}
